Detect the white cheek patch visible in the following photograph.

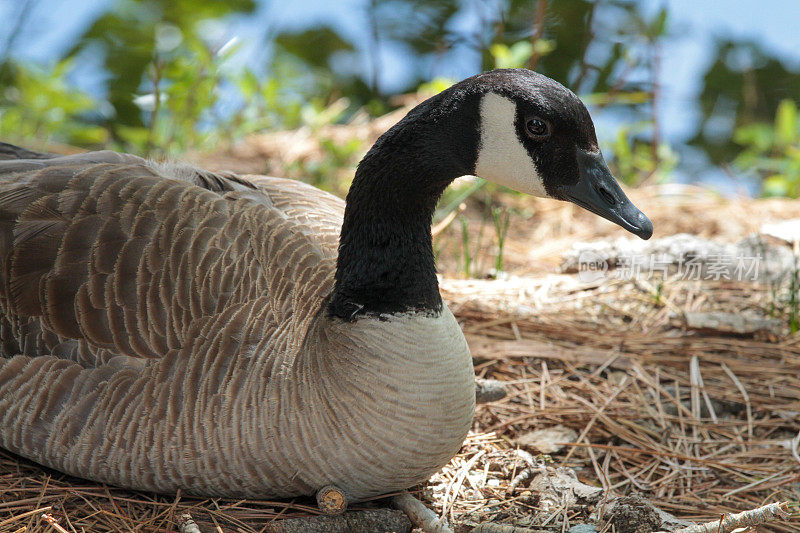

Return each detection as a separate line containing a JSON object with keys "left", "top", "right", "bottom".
{"left": 474, "top": 92, "right": 548, "bottom": 197}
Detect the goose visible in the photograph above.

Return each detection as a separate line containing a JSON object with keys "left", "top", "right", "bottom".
{"left": 0, "top": 68, "right": 652, "bottom": 501}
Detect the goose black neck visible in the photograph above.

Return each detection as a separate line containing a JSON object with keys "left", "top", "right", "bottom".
{"left": 328, "top": 93, "right": 480, "bottom": 320}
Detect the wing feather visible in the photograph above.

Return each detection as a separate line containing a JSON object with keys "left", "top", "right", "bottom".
{"left": 0, "top": 151, "right": 344, "bottom": 365}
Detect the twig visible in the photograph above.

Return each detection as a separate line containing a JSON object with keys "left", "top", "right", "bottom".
{"left": 562, "top": 377, "right": 628, "bottom": 463}
{"left": 392, "top": 492, "right": 453, "bottom": 533}
{"left": 527, "top": 0, "right": 548, "bottom": 70}
{"left": 41, "top": 512, "right": 70, "bottom": 533}
{"left": 432, "top": 208, "right": 461, "bottom": 237}
{"left": 664, "top": 501, "right": 790, "bottom": 533}
{"left": 0, "top": 0, "right": 38, "bottom": 63}
{"left": 315, "top": 485, "right": 347, "bottom": 515}
{"left": 507, "top": 449, "right": 545, "bottom": 494}
{"left": 475, "top": 378, "right": 507, "bottom": 403}
{"left": 445, "top": 450, "right": 486, "bottom": 522}
{"left": 690, "top": 355, "right": 718, "bottom": 423}
{"left": 0, "top": 506, "right": 52, "bottom": 528}
{"left": 178, "top": 513, "right": 203, "bottom": 533}
{"left": 508, "top": 467, "right": 534, "bottom": 495}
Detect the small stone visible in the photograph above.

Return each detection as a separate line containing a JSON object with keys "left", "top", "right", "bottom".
{"left": 517, "top": 425, "right": 578, "bottom": 454}
{"left": 568, "top": 525, "right": 599, "bottom": 533}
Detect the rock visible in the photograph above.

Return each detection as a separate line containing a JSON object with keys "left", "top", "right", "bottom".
{"left": 567, "top": 525, "right": 599, "bottom": 533}
{"left": 682, "top": 311, "right": 784, "bottom": 336}
{"left": 517, "top": 425, "right": 578, "bottom": 454}
{"left": 529, "top": 467, "right": 603, "bottom": 512}
{"left": 602, "top": 495, "right": 662, "bottom": 533}
{"left": 760, "top": 219, "right": 800, "bottom": 244}
{"left": 600, "top": 494, "right": 690, "bottom": 533}
{"left": 560, "top": 233, "right": 796, "bottom": 283}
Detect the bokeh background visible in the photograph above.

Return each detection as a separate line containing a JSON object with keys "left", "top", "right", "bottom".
{"left": 1, "top": 4, "right": 800, "bottom": 530}
{"left": 1, "top": 0, "right": 799, "bottom": 196}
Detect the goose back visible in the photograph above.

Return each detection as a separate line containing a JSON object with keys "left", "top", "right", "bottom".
{"left": 0, "top": 151, "right": 352, "bottom": 494}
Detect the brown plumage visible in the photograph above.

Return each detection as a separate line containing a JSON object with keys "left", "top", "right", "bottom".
{"left": 0, "top": 149, "right": 475, "bottom": 499}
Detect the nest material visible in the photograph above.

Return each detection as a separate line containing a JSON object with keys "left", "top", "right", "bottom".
{"left": 2, "top": 143, "right": 800, "bottom": 530}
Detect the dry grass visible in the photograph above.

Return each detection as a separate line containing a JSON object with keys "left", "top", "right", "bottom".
{"left": 426, "top": 185, "right": 800, "bottom": 531}
{"left": 422, "top": 184, "right": 800, "bottom": 531}
{"left": 434, "top": 273, "right": 800, "bottom": 530}
{"left": 2, "top": 134, "right": 800, "bottom": 530}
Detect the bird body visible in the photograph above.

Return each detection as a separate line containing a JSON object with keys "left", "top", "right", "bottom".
{"left": 0, "top": 151, "right": 473, "bottom": 499}
{"left": 0, "top": 69, "right": 651, "bottom": 500}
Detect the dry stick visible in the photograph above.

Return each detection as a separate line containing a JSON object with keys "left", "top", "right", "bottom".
{"left": 471, "top": 524, "right": 550, "bottom": 532}
{"left": 178, "top": 513, "right": 203, "bottom": 533}
{"left": 444, "top": 450, "right": 486, "bottom": 522}
{"left": 0, "top": 506, "right": 53, "bottom": 528}
{"left": 315, "top": 485, "right": 347, "bottom": 515}
{"left": 40, "top": 512, "right": 70, "bottom": 533}
{"left": 432, "top": 208, "right": 460, "bottom": 237}
{"left": 392, "top": 492, "right": 453, "bottom": 533}
{"left": 475, "top": 378, "right": 508, "bottom": 404}
{"left": 690, "top": 355, "right": 718, "bottom": 424}
{"left": 507, "top": 449, "right": 545, "bottom": 494}
{"left": 721, "top": 469, "right": 792, "bottom": 498}
{"left": 663, "top": 501, "right": 790, "bottom": 533}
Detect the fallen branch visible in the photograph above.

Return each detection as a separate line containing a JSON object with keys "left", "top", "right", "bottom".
{"left": 475, "top": 378, "right": 507, "bottom": 403}
{"left": 392, "top": 492, "right": 453, "bottom": 533}
{"left": 683, "top": 311, "right": 784, "bottom": 336}
{"left": 507, "top": 449, "right": 546, "bottom": 494}
{"left": 178, "top": 513, "right": 202, "bottom": 533}
{"left": 663, "top": 501, "right": 790, "bottom": 533}
{"left": 316, "top": 485, "right": 347, "bottom": 515}
{"left": 41, "top": 512, "right": 70, "bottom": 533}
{"left": 0, "top": 506, "right": 53, "bottom": 528}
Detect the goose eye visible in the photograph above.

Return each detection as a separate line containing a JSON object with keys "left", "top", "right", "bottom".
{"left": 525, "top": 117, "right": 549, "bottom": 139}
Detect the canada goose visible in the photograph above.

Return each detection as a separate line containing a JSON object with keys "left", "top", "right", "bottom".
{"left": 0, "top": 69, "right": 652, "bottom": 501}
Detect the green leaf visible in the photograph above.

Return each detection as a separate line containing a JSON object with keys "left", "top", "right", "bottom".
{"left": 418, "top": 76, "right": 456, "bottom": 96}
{"left": 775, "top": 99, "right": 798, "bottom": 147}
{"left": 275, "top": 26, "right": 355, "bottom": 68}
{"left": 507, "top": 41, "right": 534, "bottom": 67}
{"left": 763, "top": 174, "right": 790, "bottom": 197}
{"left": 531, "top": 39, "right": 556, "bottom": 57}
{"left": 648, "top": 8, "right": 668, "bottom": 39}
{"left": 733, "top": 123, "right": 774, "bottom": 152}
{"left": 490, "top": 41, "right": 534, "bottom": 69}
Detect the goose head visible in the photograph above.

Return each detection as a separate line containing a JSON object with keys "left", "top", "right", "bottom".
{"left": 334, "top": 68, "right": 652, "bottom": 318}
{"left": 458, "top": 68, "right": 653, "bottom": 239}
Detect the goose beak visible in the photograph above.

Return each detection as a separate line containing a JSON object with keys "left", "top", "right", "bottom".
{"left": 557, "top": 150, "right": 653, "bottom": 240}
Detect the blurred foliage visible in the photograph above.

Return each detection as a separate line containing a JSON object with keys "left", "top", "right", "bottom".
{"left": 285, "top": 135, "right": 364, "bottom": 196}
{"left": 0, "top": 59, "right": 106, "bottom": 147}
{"left": 691, "top": 39, "right": 800, "bottom": 166}
{"left": 66, "top": 0, "right": 255, "bottom": 134}
{"left": 734, "top": 99, "right": 800, "bottom": 197}
{"left": 609, "top": 124, "right": 678, "bottom": 186}
{"left": 0, "top": 0, "right": 799, "bottom": 197}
